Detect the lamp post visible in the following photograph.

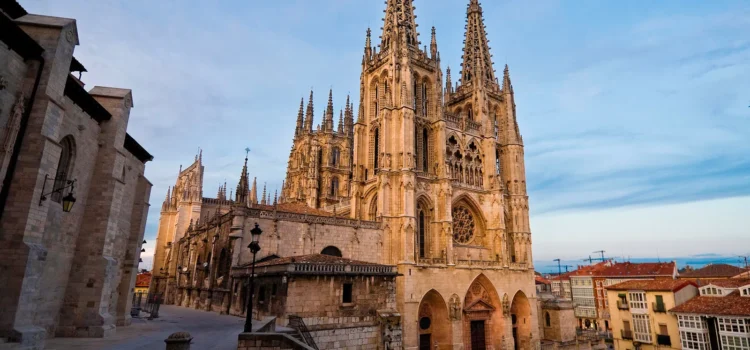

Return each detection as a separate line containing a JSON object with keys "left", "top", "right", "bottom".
{"left": 243, "top": 223, "right": 263, "bottom": 333}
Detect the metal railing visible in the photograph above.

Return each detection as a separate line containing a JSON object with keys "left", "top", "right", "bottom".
{"left": 617, "top": 301, "right": 629, "bottom": 310}
{"left": 288, "top": 315, "right": 319, "bottom": 350}
{"left": 657, "top": 334, "right": 671, "bottom": 346}
{"left": 652, "top": 302, "right": 666, "bottom": 313}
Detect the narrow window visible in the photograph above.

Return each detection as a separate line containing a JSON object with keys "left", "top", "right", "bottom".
{"left": 258, "top": 286, "right": 266, "bottom": 303}
{"left": 373, "top": 128, "right": 379, "bottom": 174}
{"left": 659, "top": 324, "right": 668, "bottom": 336}
{"left": 545, "top": 312, "right": 551, "bottom": 327}
{"left": 375, "top": 83, "right": 379, "bottom": 118}
{"left": 53, "top": 136, "right": 76, "bottom": 203}
{"left": 422, "top": 128, "right": 429, "bottom": 172}
{"left": 422, "top": 82, "right": 428, "bottom": 117}
{"left": 413, "top": 80, "right": 417, "bottom": 110}
{"left": 418, "top": 210, "right": 426, "bottom": 258}
{"left": 330, "top": 177, "right": 339, "bottom": 197}
{"left": 271, "top": 284, "right": 277, "bottom": 296}
{"left": 343, "top": 283, "right": 353, "bottom": 303}
{"left": 331, "top": 147, "right": 339, "bottom": 166}
{"left": 467, "top": 106, "right": 473, "bottom": 121}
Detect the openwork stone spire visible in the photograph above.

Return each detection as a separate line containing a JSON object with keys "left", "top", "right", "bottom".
{"left": 380, "top": 0, "right": 419, "bottom": 50}
{"left": 304, "top": 89, "right": 314, "bottom": 131}
{"left": 459, "top": 0, "right": 496, "bottom": 86}
{"left": 235, "top": 154, "right": 249, "bottom": 203}
{"left": 295, "top": 97, "right": 304, "bottom": 136}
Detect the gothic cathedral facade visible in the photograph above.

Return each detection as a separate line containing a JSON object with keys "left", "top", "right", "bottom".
{"left": 153, "top": 1, "right": 538, "bottom": 349}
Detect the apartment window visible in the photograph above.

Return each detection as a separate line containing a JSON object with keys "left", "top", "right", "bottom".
{"left": 679, "top": 315, "right": 706, "bottom": 330}
{"left": 258, "top": 286, "right": 266, "bottom": 304}
{"left": 681, "top": 331, "right": 710, "bottom": 350}
{"left": 628, "top": 291, "right": 647, "bottom": 311}
{"left": 719, "top": 318, "right": 748, "bottom": 333}
{"left": 342, "top": 283, "right": 353, "bottom": 303}
{"left": 654, "top": 295, "right": 665, "bottom": 312}
{"left": 659, "top": 324, "right": 668, "bottom": 335}
{"left": 633, "top": 314, "right": 653, "bottom": 343}
{"left": 721, "top": 335, "right": 750, "bottom": 350}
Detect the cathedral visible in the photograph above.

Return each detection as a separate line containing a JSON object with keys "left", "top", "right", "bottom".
{"left": 152, "top": 0, "right": 538, "bottom": 349}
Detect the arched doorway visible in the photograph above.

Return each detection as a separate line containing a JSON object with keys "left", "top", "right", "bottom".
{"left": 510, "top": 291, "right": 532, "bottom": 350}
{"left": 418, "top": 290, "right": 451, "bottom": 350}
{"left": 321, "top": 246, "right": 342, "bottom": 257}
{"left": 463, "top": 274, "right": 504, "bottom": 349}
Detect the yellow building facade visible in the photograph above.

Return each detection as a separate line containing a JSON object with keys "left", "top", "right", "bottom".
{"left": 607, "top": 279, "right": 697, "bottom": 350}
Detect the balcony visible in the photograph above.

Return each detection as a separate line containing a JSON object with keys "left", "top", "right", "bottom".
{"left": 617, "top": 301, "right": 629, "bottom": 310}
{"left": 652, "top": 302, "right": 667, "bottom": 313}
{"left": 621, "top": 330, "right": 633, "bottom": 340}
{"left": 657, "top": 335, "right": 671, "bottom": 346}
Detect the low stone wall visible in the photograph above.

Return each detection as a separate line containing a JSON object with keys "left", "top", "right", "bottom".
{"left": 310, "top": 325, "right": 380, "bottom": 350}
{"left": 237, "top": 333, "right": 313, "bottom": 350}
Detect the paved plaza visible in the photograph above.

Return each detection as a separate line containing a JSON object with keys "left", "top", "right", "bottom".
{"left": 45, "top": 305, "right": 245, "bottom": 350}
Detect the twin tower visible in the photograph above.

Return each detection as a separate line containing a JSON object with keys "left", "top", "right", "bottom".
{"left": 281, "top": 0, "right": 531, "bottom": 267}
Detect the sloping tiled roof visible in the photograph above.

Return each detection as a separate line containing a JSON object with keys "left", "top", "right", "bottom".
{"left": 607, "top": 279, "right": 696, "bottom": 292}
{"left": 569, "top": 261, "right": 613, "bottom": 277}
{"left": 536, "top": 276, "right": 551, "bottom": 285}
{"left": 670, "top": 290, "right": 750, "bottom": 316}
{"left": 597, "top": 262, "right": 675, "bottom": 277}
{"left": 700, "top": 279, "right": 750, "bottom": 288}
{"left": 252, "top": 254, "right": 383, "bottom": 268}
{"left": 135, "top": 272, "right": 152, "bottom": 288}
{"left": 680, "top": 264, "right": 748, "bottom": 278}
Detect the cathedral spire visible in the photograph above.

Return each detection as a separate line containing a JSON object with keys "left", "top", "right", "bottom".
{"left": 273, "top": 190, "right": 278, "bottom": 206}
{"left": 445, "top": 66, "right": 452, "bottom": 95}
{"left": 162, "top": 186, "right": 171, "bottom": 211}
{"left": 337, "top": 110, "right": 344, "bottom": 133}
{"left": 324, "top": 89, "right": 334, "bottom": 132}
{"left": 430, "top": 26, "right": 438, "bottom": 60}
{"left": 344, "top": 95, "right": 354, "bottom": 135}
{"left": 250, "top": 177, "right": 258, "bottom": 205}
{"left": 261, "top": 183, "right": 267, "bottom": 205}
{"left": 235, "top": 154, "right": 249, "bottom": 204}
{"left": 295, "top": 97, "right": 304, "bottom": 136}
{"left": 380, "top": 0, "right": 419, "bottom": 51}
{"left": 304, "top": 89, "right": 314, "bottom": 132}
{"left": 364, "top": 27, "right": 372, "bottom": 61}
{"left": 459, "top": 0, "right": 496, "bottom": 87}
{"left": 502, "top": 65, "right": 523, "bottom": 145}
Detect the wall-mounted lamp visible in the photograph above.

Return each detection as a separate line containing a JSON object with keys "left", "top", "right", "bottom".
{"left": 39, "top": 174, "right": 77, "bottom": 212}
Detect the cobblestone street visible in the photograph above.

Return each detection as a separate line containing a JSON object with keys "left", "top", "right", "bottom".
{"left": 46, "top": 305, "right": 244, "bottom": 350}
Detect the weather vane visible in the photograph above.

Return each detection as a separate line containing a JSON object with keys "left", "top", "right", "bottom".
{"left": 245, "top": 147, "right": 251, "bottom": 158}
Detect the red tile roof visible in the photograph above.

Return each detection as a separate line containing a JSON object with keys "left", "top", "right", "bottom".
{"left": 670, "top": 290, "right": 750, "bottom": 316}
{"left": 569, "top": 261, "right": 613, "bottom": 276}
{"left": 251, "top": 254, "right": 384, "bottom": 268}
{"left": 680, "top": 264, "right": 748, "bottom": 278}
{"left": 606, "top": 279, "right": 696, "bottom": 292}
{"left": 135, "top": 272, "right": 152, "bottom": 288}
{"left": 536, "top": 275, "right": 551, "bottom": 285}
{"left": 597, "top": 262, "right": 675, "bottom": 278}
{"left": 700, "top": 279, "right": 750, "bottom": 288}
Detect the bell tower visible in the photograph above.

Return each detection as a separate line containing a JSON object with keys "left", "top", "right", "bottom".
{"left": 350, "top": 0, "right": 443, "bottom": 265}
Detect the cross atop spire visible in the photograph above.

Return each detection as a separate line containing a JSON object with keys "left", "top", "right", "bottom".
{"left": 380, "top": 0, "right": 419, "bottom": 51}
{"left": 459, "top": 0, "right": 496, "bottom": 87}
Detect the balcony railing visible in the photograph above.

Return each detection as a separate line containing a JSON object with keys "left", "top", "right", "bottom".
{"left": 617, "top": 301, "right": 629, "bottom": 310}
{"left": 657, "top": 334, "right": 671, "bottom": 346}
{"left": 652, "top": 302, "right": 667, "bottom": 313}
{"left": 621, "top": 330, "right": 633, "bottom": 340}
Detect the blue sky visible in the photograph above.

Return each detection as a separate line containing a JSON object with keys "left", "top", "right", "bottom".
{"left": 22, "top": 1, "right": 750, "bottom": 268}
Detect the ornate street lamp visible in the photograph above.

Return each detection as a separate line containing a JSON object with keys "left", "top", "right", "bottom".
{"left": 38, "top": 174, "right": 77, "bottom": 212}
{"left": 243, "top": 223, "right": 263, "bottom": 333}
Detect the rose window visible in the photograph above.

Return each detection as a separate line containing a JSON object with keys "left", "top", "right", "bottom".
{"left": 452, "top": 206, "right": 475, "bottom": 244}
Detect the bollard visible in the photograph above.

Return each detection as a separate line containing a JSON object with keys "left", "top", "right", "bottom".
{"left": 164, "top": 332, "right": 192, "bottom": 350}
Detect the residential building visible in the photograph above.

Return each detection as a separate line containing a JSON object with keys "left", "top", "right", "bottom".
{"left": 134, "top": 271, "right": 152, "bottom": 295}
{"left": 0, "top": 1, "right": 152, "bottom": 348}
{"left": 670, "top": 278, "right": 750, "bottom": 350}
{"left": 607, "top": 279, "right": 697, "bottom": 350}
{"left": 678, "top": 263, "right": 750, "bottom": 281}
{"left": 551, "top": 273, "right": 573, "bottom": 300}
{"left": 595, "top": 262, "right": 677, "bottom": 331}
{"left": 151, "top": 0, "right": 542, "bottom": 348}
{"left": 569, "top": 261, "right": 612, "bottom": 330}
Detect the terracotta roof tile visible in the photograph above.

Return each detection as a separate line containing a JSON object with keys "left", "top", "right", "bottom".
{"left": 251, "top": 254, "right": 385, "bottom": 268}
{"left": 607, "top": 279, "right": 695, "bottom": 292}
{"left": 670, "top": 291, "right": 750, "bottom": 316}
{"left": 597, "top": 262, "right": 675, "bottom": 277}
{"left": 700, "top": 278, "right": 750, "bottom": 288}
{"left": 536, "top": 276, "right": 551, "bottom": 285}
{"left": 135, "top": 272, "right": 152, "bottom": 288}
{"left": 680, "top": 264, "right": 748, "bottom": 278}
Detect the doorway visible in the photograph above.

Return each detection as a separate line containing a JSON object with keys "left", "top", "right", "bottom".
{"left": 419, "top": 334, "right": 431, "bottom": 350}
{"left": 470, "top": 320, "right": 486, "bottom": 350}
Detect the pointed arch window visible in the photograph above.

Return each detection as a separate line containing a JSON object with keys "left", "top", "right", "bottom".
{"left": 331, "top": 147, "right": 340, "bottom": 167}
{"left": 413, "top": 80, "right": 418, "bottom": 110}
{"left": 467, "top": 106, "right": 473, "bottom": 121}
{"left": 374, "top": 83, "right": 379, "bottom": 118}
{"left": 330, "top": 177, "right": 339, "bottom": 197}
{"left": 421, "top": 82, "right": 428, "bottom": 117}
{"left": 53, "top": 136, "right": 76, "bottom": 203}
{"left": 373, "top": 128, "right": 380, "bottom": 174}
{"left": 418, "top": 209, "right": 426, "bottom": 258}
{"left": 422, "top": 128, "right": 429, "bottom": 172}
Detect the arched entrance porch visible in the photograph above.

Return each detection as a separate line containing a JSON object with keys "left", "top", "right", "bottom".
{"left": 510, "top": 291, "right": 532, "bottom": 350}
{"left": 463, "top": 274, "right": 504, "bottom": 350}
{"left": 417, "top": 290, "right": 452, "bottom": 350}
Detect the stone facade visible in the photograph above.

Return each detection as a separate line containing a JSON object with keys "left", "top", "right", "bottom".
{"left": 153, "top": 0, "right": 539, "bottom": 349}
{"left": 0, "top": 2, "right": 153, "bottom": 349}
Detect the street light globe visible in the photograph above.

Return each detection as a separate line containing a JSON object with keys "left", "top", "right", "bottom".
{"left": 250, "top": 223, "right": 263, "bottom": 243}
{"left": 61, "top": 192, "right": 76, "bottom": 212}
